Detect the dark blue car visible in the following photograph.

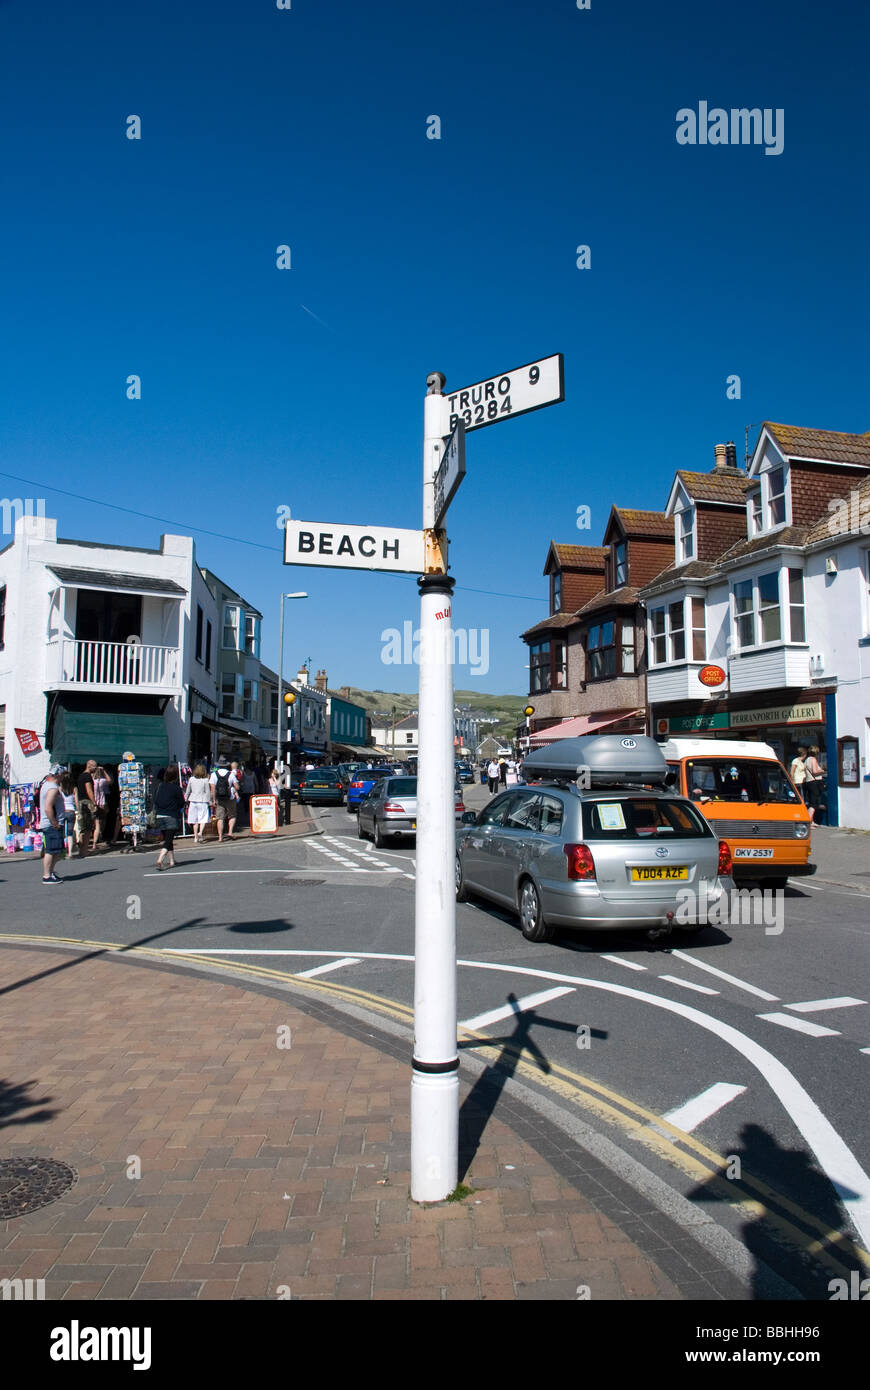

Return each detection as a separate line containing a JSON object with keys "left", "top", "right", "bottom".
{"left": 346, "top": 767, "right": 394, "bottom": 811}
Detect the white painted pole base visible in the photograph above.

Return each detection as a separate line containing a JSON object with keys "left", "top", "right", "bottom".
{"left": 410, "top": 1069, "right": 459, "bottom": 1202}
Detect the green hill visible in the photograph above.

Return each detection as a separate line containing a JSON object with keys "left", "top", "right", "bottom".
{"left": 338, "top": 686, "right": 527, "bottom": 744}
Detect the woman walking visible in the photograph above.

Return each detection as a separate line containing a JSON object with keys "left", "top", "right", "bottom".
{"left": 91, "top": 766, "right": 111, "bottom": 850}
{"left": 59, "top": 771, "right": 77, "bottom": 860}
{"left": 154, "top": 765, "right": 185, "bottom": 870}
{"left": 184, "top": 762, "right": 212, "bottom": 844}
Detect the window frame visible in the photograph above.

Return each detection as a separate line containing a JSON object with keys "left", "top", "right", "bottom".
{"left": 195, "top": 604, "right": 203, "bottom": 663}
{"left": 245, "top": 613, "right": 261, "bottom": 658}
{"left": 552, "top": 571, "right": 562, "bottom": 612}
{"left": 614, "top": 541, "right": 628, "bottom": 588}
{"left": 676, "top": 504, "right": 695, "bottom": 563}
{"left": 222, "top": 603, "right": 241, "bottom": 651}
{"left": 529, "top": 641, "right": 551, "bottom": 694}
{"left": 204, "top": 619, "right": 212, "bottom": 672}
{"left": 730, "top": 568, "right": 807, "bottom": 652}
{"left": 647, "top": 596, "right": 705, "bottom": 667}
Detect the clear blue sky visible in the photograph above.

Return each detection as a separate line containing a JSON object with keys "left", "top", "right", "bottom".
{"left": 1, "top": 0, "right": 867, "bottom": 695}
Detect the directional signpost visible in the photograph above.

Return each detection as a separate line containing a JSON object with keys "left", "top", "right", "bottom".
{"left": 284, "top": 353, "right": 564, "bottom": 1204}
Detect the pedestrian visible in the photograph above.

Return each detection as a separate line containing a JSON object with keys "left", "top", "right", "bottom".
{"left": 239, "top": 762, "right": 256, "bottom": 827}
{"left": 184, "top": 762, "right": 212, "bottom": 844}
{"left": 39, "top": 766, "right": 66, "bottom": 884}
{"left": 789, "top": 746, "right": 809, "bottom": 802}
{"left": 59, "top": 772, "right": 77, "bottom": 859}
{"left": 154, "top": 765, "right": 185, "bottom": 869}
{"left": 498, "top": 758, "right": 507, "bottom": 786}
{"left": 210, "top": 756, "right": 236, "bottom": 842}
{"left": 804, "top": 745, "right": 825, "bottom": 824}
{"left": 91, "top": 765, "right": 111, "bottom": 850}
{"left": 75, "top": 758, "right": 98, "bottom": 857}
{"left": 487, "top": 758, "right": 500, "bottom": 794}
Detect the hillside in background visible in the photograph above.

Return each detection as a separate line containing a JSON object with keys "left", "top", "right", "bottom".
{"left": 338, "top": 686, "right": 528, "bottom": 744}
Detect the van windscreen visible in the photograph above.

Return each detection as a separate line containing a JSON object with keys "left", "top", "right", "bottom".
{"left": 685, "top": 759, "right": 800, "bottom": 804}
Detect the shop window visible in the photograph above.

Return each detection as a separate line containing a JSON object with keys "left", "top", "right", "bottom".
{"left": 788, "top": 569, "right": 806, "bottom": 642}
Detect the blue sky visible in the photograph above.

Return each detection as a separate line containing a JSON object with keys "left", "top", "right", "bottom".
{"left": 1, "top": 0, "right": 867, "bottom": 695}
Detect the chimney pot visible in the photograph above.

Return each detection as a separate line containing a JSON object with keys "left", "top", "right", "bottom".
{"left": 725, "top": 441, "right": 738, "bottom": 470}
{"left": 713, "top": 443, "right": 728, "bottom": 471}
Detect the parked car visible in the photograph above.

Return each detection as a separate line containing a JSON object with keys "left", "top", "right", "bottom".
{"left": 455, "top": 734, "right": 734, "bottom": 943}
{"left": 358, "top": 776, "right": 466, "bottom": 846}
{"left": 456, "top": 761, "right": 475, "bottom": 784}
{"left": 299, "top": 767, "right": 346, "bottom": 806}
{"left": 346, "top": 767, "right": 394, "bottom": 811}
{"left": 664, "top": 738, "right": 814, "bottom": 891}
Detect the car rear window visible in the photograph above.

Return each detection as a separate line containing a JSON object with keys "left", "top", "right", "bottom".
{"left": 312, "top": 770, "right": 340, "bottom": 781}
{"left": 582, "top": 798, "right": 712, "bottom": 839}
{"left": 386, "top": 778, "right": 416, "bottom": 796}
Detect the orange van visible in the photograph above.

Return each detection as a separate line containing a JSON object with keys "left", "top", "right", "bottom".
{"left": 663, "top": 738, "right": 815, "bottom": 889}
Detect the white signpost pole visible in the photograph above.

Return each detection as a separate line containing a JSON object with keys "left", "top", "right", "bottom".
{"left": 411, "top": 372, "right": 458, "bottom": 1204}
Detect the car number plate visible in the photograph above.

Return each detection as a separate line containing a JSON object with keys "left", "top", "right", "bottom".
{"left": 631, "top": 866, "right": 688, "bottom": 881}
{"left": 733, "top": 847, "right": 774, "bottom": 859}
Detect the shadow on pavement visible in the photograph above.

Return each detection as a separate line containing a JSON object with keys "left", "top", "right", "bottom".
{"left": 0, "top": 1077, "right": 59, "bottom": 1131}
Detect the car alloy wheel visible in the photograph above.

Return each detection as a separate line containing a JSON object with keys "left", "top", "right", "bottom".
{"left": 373, "top": 819, "right": 384, "bottom": 849}
{"left": 519, "top": 879, "right": 552, "bottom": 943}
{"left": 455, "top": 853, "right": 469, "bottom": 902}
{"left": 357, "top": 814, "right": 367, "bottom": 840}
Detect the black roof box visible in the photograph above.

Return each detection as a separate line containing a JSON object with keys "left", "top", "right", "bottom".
{"left": 522, "top": 734, "right": 669, "bottom": 787}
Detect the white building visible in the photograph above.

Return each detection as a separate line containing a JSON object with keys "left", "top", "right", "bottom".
{"left": 0, "top": 515, "right": 218, "bottom": 785}
{"left": 641, "top": 427, "right": 870, "bottom": 829}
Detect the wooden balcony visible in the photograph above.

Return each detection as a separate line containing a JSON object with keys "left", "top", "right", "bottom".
{"left": 47, "top": 640, "right": 181, "bottom": 694}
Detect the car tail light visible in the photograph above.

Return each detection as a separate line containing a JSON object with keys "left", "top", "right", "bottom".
{"left": 384, "top": 802, "right": 405, "bottom": 813}
{"left": 718, "top": 840, "right": 733, "bottom": 876}
{"left": 351, "top": 781, "right": 364, "bottom": 789}
{"left": 455, "top": 800, "right": 465, "bottom": 812}
{"left": 336, "top": 783, "right": 344, "bottom": 791}
{"left": 563, "top": 844, "right": 595, "bottom": 880}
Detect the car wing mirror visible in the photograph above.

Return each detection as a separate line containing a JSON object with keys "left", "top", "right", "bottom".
{"left": 461, "top": 811, "right": 478, "bottom": 824}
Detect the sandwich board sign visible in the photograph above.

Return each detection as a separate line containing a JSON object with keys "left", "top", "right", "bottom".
{"left": 445, "top": 353, "right": 564, "bottom": 434}
{"left": 284, "top": 520, "right": 425, "bottom": 573}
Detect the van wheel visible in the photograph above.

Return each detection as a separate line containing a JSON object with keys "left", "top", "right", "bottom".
{"left": 519, "top": 880, "right": 553, "bottom": 943}
{"left": 455, "top": 854, "right": 469, "bottom": 902}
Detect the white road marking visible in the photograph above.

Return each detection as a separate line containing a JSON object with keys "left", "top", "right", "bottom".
{"left": 757, "top": 1012, "right": 840, "bottom": 1038}
{"left": 785, "top": 997, "right": 866, "bottom": 1014}
{"left": 662, "top": 1083, "right": 747, "bottom": 1133}
{"left": 669, "top": 949, "right": 780, "bottom": 1002}
{"left": 600, "top": 954, "right": 647, "bottom": 971}
{"left": 296, "top": 957, "right": 362, "bottom": 978}
{"left": 460, "top": 986, "right": 575, "bottom": 1032}
{"left": 659, "top": 975, "right": 719, "bottom": 996}
{"left": 861, "top": 1048, "right": 870, "bottom": 1055}
{"left": 142, "top": 867, "right": 385, "bottom": 876}
{"left": 152, "top": 945, "right": 870, "bottom": 1249}
{"left": 800, "top": 882, "right": 824, "bottom": 891}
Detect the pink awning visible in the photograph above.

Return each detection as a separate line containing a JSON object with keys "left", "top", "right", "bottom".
{"left": 528, "top": 710, "right": 644, "bottom": 747}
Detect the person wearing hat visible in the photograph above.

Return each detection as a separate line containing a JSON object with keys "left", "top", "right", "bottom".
{"left": 39, "top": 766, "right": 66, "bottom": 884}
{"left": 209, "top": 755, "right": 236, "bottom": 842}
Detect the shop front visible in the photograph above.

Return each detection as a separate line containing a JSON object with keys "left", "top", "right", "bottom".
{"left": 651, "top": 689, "right": 838, "bottom": 823}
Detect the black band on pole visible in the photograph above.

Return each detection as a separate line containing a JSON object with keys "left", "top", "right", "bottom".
{"left": 417, "top": 573, "right": 456, "bottom": 598}
{"left": 412, "top": 1057, "right": 459, "bottom": 1075}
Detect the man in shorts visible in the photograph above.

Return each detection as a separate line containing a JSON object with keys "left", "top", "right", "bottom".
{"left": 75, "top": 758, "right": 98, "bottom": 857}
{"left": 210, "top": 756, "right": 237, "bottom": 842}
{"left": 39, "top": 767, "right": 66, "bottom": 884}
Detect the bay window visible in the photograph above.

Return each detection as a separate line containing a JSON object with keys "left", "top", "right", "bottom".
{"left": 530, "top": 642, "right": 551, "bottom": 693}
{"left": 788, "top": 569, "right": 805, "bottom": 642}
{"left": 690, "top": 596, "right": 707, "bottom": 660}
{"left": 223, "top": 604, "right": 241, "bottom": 650}
{"left": 587, "top": 622, "right": 614, "bottom": 679}
{"left": 758, "top": 571, "right": 781, "bottom": 642}
{"left": 648, "top": 597, "right": 706, "bottom": 665}
{"left": 732, "top": 568, "right": 806, "bottom": 650}
{"left": 669, "top": 601, "right": 685, "bottom": 660}
{"left": 245, "top": 613, "right": 261, "bottom": 658}
{"left": 554, "top": 642, "right": 567, "bottom": 688}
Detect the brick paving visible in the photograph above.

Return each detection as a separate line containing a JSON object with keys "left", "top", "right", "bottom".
{"left": 0, "top": 944, "right": 688, "bottom": 1300}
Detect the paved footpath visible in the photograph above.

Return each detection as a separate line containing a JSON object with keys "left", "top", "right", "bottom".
{"left": 0, "top": 943, "right": 692, "bottom": 1302}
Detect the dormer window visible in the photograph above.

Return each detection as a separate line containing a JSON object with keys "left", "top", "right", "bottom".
{"left": 677, "top": 505, "right": 695, "bottom": 563}
{"left": 552, "top": 571, "right": 562, "bottom": 612}
{"left": 614, "top": 541, "right": 627, "bottom": 588}
{"left": 749, "top": 490, "right": 762, "bottom": 534}
{"left": 767, "top": 466, "right": 786, "bottom": 526}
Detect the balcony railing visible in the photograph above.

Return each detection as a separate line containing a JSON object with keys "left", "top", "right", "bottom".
{"left": 50, "top": 639, "right": 181, "bottom": 690}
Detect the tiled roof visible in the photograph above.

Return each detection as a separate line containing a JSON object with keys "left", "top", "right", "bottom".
{"left": 520, "top": 612, "right": 581, "bottom": 640}
{"left": 675, "top": 470, "right": 748, "bottom": 503}
{"left": 638, "top": 560, "right": 718, "bottom": 595}
{"left": 718, "top": 526, "right": 809, "bottom": 564}
{"left": 806, "top": 471, "right": 870, "bottom": 543}
{"left": 612, "top": 508, "right": 673, "bottom": 538}
{"left": 576, "top": 585, "right": 638, "bottom": 616}
{"left": 764, "top": 423, "right": 870, "bottom": 468}
{"left": 549, "top": 543, "right": 608, "bottom": 568}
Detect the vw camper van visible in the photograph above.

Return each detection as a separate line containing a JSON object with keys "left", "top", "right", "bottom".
{"left": 663, "top": 738, "right": 814, "bottom": 888}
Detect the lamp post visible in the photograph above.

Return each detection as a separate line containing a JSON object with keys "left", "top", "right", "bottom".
{"left": 276, "top": 592, "right": 307, "bottom": 772}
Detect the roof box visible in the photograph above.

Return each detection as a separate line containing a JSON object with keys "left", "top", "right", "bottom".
{"left": 522, "top": 733, "right": 669, "bottom": 787}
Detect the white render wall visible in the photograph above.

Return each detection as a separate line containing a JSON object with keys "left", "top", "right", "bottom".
{"left": 0, "top": 516, "right": 207, "bottom": 785}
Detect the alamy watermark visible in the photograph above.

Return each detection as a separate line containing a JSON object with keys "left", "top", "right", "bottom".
{"left": 1, "top": 497, "right": 46, "bottom": 535}
{"left": 675, "top": 884, "right": 784, "bottom": 935}
{"left": 380, "top": 620, "right": 490, "bottom": 677}
{"left": 676, "top": 103, "right": 784, "bottom": 156}
{"left": 828, "top": 490, "right": 870, "bottom": 537}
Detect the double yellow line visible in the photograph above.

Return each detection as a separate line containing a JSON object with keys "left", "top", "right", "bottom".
{"left": 3, "top": 932, "right": 867, "bottom": 1279}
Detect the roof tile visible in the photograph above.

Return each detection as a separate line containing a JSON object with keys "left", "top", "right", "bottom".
{"left": 764, "top": 422, "right": 870, "bottom": 468}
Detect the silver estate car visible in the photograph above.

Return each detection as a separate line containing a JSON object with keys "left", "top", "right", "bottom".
{"left": 358, "top": 775, "right": 466, "bottom": 847}
{"left": 455, "top": 783, "right": 734, "bottom": 942}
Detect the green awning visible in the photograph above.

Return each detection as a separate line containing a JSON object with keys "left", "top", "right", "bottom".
{"left": 50, "top": 708, "right": 169, "bottom": 765}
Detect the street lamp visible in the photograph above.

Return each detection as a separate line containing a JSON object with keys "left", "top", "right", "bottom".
{"left": 277, "top": 592, "right": 307, "bottom": 772}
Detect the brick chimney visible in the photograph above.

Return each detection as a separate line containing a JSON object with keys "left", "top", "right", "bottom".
{"left": 314, "top": 669, "right": 328, "bottom": 692}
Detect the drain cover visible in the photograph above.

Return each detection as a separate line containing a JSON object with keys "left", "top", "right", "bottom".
{"left": 0, "top": 1157, "right": 77, "bottom": 1218}
{"left": 270, "top": 877, "right": 325, "bottom": 886}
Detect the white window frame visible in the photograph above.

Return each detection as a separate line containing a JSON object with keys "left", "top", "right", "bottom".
{"left": 747, "top": 489, "right": 763, "bottom": 535}
{"left": 222, "top": 603, "right": 241, "bottom": 650}
{"left": 647, "top": 596, "right": 706, "bottom": 666}
{"left": 676, "top": 504, "right": 695, "bottom": 563}
{"left": 245, "top": 613, "right": 261, "bottom": 658}
{"left": 730, "top": 567, "right": 808, "bottom": 652}
{"left": 763, "top": 462, "right": 789, "bottom": 530}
